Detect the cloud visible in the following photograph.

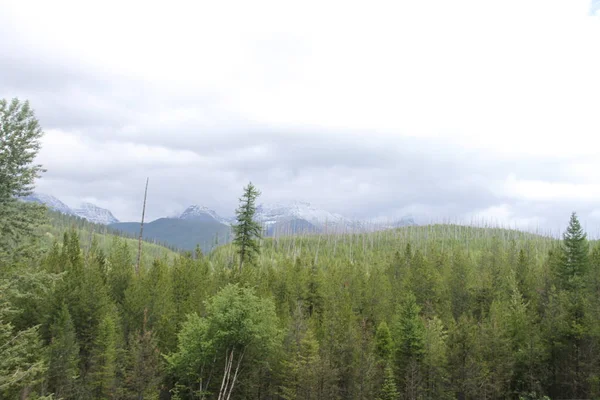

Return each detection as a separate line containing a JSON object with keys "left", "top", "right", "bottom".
{"left": 1, "top": 0, "right": 599, "bottom": 233}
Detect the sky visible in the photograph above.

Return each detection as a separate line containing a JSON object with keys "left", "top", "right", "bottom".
{"left": 1, "top": 0, "right": 599, "bottom": 234}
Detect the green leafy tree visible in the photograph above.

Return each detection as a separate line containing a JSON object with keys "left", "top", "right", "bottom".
{"left": 167, "top": 284, "right": 281, "bottom": 399}
{"left": 0, "top": 98, "right": 46, "bottom": 260}
{"left": 232, "top": 182, "right": 262, "bottom": 272}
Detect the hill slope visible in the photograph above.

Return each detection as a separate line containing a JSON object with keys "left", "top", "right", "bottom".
{"left": 111, "top": 218, "right": 232, "bottom": 253}
{"left": 40, "top": 210, "right": 178, "bottom": 264}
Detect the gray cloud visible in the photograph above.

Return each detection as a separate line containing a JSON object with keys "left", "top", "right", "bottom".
{"left": 2, "top": 3, "right": 599, "bottom": 236}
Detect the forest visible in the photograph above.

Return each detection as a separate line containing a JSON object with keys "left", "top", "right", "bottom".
{"left": 3, "top": 98, "right": 600, "bottom": 400}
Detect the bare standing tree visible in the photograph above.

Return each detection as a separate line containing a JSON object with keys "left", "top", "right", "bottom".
{"left": 136, "top": 177, "right": 149, "bottom": 275}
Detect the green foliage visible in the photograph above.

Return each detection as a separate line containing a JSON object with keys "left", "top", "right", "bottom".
{"left": 123, "top": 323, "right": 161, "bottom": 400}
{"left": 167, "top": 284, "right": 281, "bottom": 399}
{"left": 0, "top": 97, "right": 47, "bottom": 261}
{"left": 0, "top": 281, "right": 47, "bottom": 398}
{"left": 374, "top": 321, "right": 394, "bottom": 363}
{"left": 88, "top": 312, "right": 118, "bottom": 399}
{"left": 111, "top": 217, "right": 231, "bottom": 253}
{"left": 280, "top": 328, "right": 321, "bottom": 400}
{"left": 558, "top": 212, "right": 589, "bottom": 290}
{"left": 377, "top": 364, "right": 399, "bottom": 400}
{"left": 4, "top": 123, "right": 600, "bottom": 400}
{"left": 47, "top": 303, "right": 80, "bottom": 399}
{"left": 232, "top": 182, "right": 262, "bottom": 272}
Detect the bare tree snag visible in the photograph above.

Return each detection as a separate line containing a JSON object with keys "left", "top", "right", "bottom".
{"left": 136, "top": 177, "right": 149, "bottom": 275}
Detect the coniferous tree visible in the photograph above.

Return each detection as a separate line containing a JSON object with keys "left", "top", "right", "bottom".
{"left": 375, "top": 321, "right": 394, "bottom": 364}
{"left": 124, "top": 314, "right": 161, "bottom": 400}
{"left": 232, "top": 182, "right": 262, "bottom": 272}
{"left": 0, "top": 281, "right": 48, "bottom": 398}
{"left": 559, "top": 212, "right": 589, "bottom": 290}
{"left": 377, "top": 365, "right": 399, "bottom": 400}
{"left": 88, "top": 312, "right": 118, "bottom": 399}
{"left": 47, "top": 303, "right": 80, "bottom": 399}
{"left": 0, "top": 98, "right": 46, "bottom": 260}
{"left": 394, "top": 293, "right": 426, "bottom": 400}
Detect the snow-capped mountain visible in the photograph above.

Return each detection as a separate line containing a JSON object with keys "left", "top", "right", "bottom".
{"left": 19, "top": 192, "right": 119, "bottom": 225}
{"left": 73, "top": 202, "right": 119, "bottom": 225}
{"left": 21, "top": 193, "right": 74, "bottom": 215}
{"left": 255, "top": 201, "right": 358, "bottom": 231}
{"left": 179, "top": 205, "right": 231, "bottom": 225}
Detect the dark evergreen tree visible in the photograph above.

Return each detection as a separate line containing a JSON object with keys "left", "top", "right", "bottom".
{"left": 47, "top": 303, "right": 80, "bottom": 399}
{"left": 232, "top": 182, "right": 262, "bottom": 272}
{"left": 124, "top": 314, "right": 161, "bottom": 400}
{"left": 559, "top": 212, "right": 589, "bottom": 290}
{"left": 0, "top": 98, "right": 46, "bottom": 260}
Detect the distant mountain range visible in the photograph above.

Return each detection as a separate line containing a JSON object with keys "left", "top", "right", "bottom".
{"left": 21, "top": 193, "right": 119, "bottom": 225}
{"left": 21, "top": 192, "right": 416, "bottom": 252}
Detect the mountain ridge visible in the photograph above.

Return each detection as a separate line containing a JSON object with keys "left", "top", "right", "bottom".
{"left": 20, "top": 193, "right": 120, "bottom": 225}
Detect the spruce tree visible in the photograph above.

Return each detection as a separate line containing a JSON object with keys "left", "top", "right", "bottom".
{"left": 560, "top": 212, "right": 589, "bottom": 289}
{"left": 0, "top": 281, "right": 47, "bottom": 398}
{"left": 0, "top": 98, "right": 46, "bottom": 259}
{"left": 377, "top": 364, "right": 400, "bottom": 400}
{"left": 88, "top": 313, "right": 118, "bottom": 399}
{"left": 124, "top": 317, "right": 161, "bottom": 400}
{"left": 232, "top": 182, "right": 262, "bottom": 272}
{"left": 375, "top": 321, "right": 394, "bottom": 364}
{"left": 47, "top": 303, "right": 80, "bottom": 399}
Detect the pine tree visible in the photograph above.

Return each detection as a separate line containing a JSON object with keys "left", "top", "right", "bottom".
{"left": 560, "top": 212, "right": 589, "bottom": 290}
{"left": 47, "top": 303, "right": 80, "bottom": 399}
{"left": 124, "top": 314, "right": 161, "bottom": 400}
{"left": 375, "top": 321, "right": 394, "bottom": 364}
{"left": 280, "top": 328, "right": 321, "bottom": 400}
{"left": 232, "top": 182, "right": 262, "bottom": 272}
{"left": 377, "top": 364, "right": 399, "bottom": 400}
{"left": 0, "top": 98, "right": 47, "bottom": 260}
{"left": 394, "top": 293, "right": 426, "bottom": 400}
{"left": 0, "top": 281, "right": 47, "bottom": 398}
{"left": 88, "top": 312, "right": 118, "bottom": 399}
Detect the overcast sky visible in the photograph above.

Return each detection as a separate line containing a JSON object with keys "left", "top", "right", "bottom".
{"left": 2, "top": 0, "right": 599, "bottom": 234}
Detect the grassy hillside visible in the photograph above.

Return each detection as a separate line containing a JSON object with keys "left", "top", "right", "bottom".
{"left": 111, "top": 217, "right": 232, "bottom": 253}
{"left": 39, "top": 210, "right": 178, "bottom": 264}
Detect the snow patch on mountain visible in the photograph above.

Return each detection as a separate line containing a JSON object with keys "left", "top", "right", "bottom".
{"left": 21, "top": 193, "right": 74, "bottom": 215}
{"left": 255, "top": 201, "right": 355, "bottom": 230}
{"left": 179, "top": 205, "right": 231, "bottom": 225}
{"left": 73, "top": 202, "right": 119, "bottom": 225}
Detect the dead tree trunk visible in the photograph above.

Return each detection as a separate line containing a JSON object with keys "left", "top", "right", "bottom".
{"left": 136, "top": 177, "right": 149, "bottom": 275}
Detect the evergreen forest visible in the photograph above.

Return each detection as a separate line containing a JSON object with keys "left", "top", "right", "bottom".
{"left": 3, "top": 98, "right": 600, "bottom": 400}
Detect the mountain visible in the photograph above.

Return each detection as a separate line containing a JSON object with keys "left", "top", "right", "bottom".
{"left": 110, "top": 218, "right": 232, "bottom": 253}
{"left": 179, "top": 205, "right": 231, "bottom": 225}
{"left": 21, "top": 193, "right": 74, "bottom": 215}
{"left": 22, "top": 193, "right": 417, "bottom": 248}
{"left": 19, "top": 192, "right": 119, "bottom": 225}
{"left": 73, "top": 202, "right": 119, "bottom": 225}
{"left": 255, "top": 201, "right": 358, "bottom": 234}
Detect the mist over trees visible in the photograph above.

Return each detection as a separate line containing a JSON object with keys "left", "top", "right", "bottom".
{"left": 3, "top": 97, "right": 600, "bottom": 399}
